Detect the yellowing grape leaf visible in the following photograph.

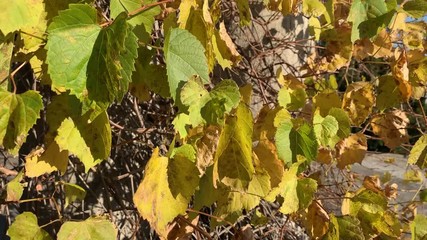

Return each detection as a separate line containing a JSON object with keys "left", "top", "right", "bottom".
{"left": 212, "top": 22, "right": 241, "bottom": 69}
{"left": 335, "top": 133, "right": 367, "bottom": 169}
{"left": 213, "top": 103, "right": 255, "bottom": 191}
{"left": 253, "top": 140, "right": 285, "bottom": 188}
{"left": 177, "top": 0, "right": 200, "bottom": 28}
{"left": 328, "top": 108, "right": 351, "bottom": 141}
{"left": 214, "top": 169, "right": 271, "bottom": 222}
{"left": 403, "top": 0, "right": 427, "bottom": 19}
{"left": 408, "top": 135, "right": 427, "bottom": 169}
{"left": 0, "top": 0, "right": 44, "bottom": 35}
{"left": 376, "top": 75, "right": 401, "bottom": 111}
{"left": 57, "top": 216, "right": 117, "bottom": 240}
{"left": 303, "top": 201, "right": 329, "bottom": 239}
{"left": 392, "top": 48, "right": 411, "bottom": 101}
{"left": 25, "top": 142, "right": 68, "bottom": 177}
{"left": 335, "top": 215, "right": 364, "bottom": 240}
{"left": 0, "top": 36, "right": 14, "bottom": 90}
{"left": 45, "top": 94, "right": 111, "bottom": 172}
{"left": 264, "top": 0, "right": 299, "bottom": 15}
{"left": 266, "top": 158, "right": 316, "bottom": 214}
{"left": 164, "top": 28, "right": 209, "bottom": 102}
{"left": 313, "top": 90, "right": 341, "bottom": 117}
{"left": 278, "top": 86, "right": 307, "bottom": 111}
{"left": 370, "top": 110, "right": 409, "bottom": 150}
{"left": 167, "top": 144, "right": 200, "bottom": 200}
{"left": 275, "top": 119, "right": 293, "bottom": 165}
{"left": 192, "top": 125, "right": 220, "bottom": 174}
{"left": 63, "top": 183, "right": 86, "bottom": 208}
{"left": 342, "top": 82, "right": 375, "bottom": 126}
{"left": 235, "top": 0, "right": 251, "bottom": 25}
{"left": 6, "top": 172, "right": 24, "bottom": 202}
{"left": 133, "top": 148, "right": 189, "bottom": 238}
{"left": 0, "top": 90, "right": 43, "bottom": 155}
{"left": 7, "top": 212, "right": 51, "bottom": 240}
{"left": 290, "top": 121, "right": 318, "bottom": 163}
{"left": 46, "top": 4, "right": 138, "bottom": 108}
{"left": 411, "top": 214, "right": 427, "bottom": 240}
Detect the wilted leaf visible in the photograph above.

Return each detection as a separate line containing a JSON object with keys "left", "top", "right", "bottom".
{"left": 57, "top": 217, "right": 117, "bottom": 240}
{"left": 336, "top": 133, "right": 367, "bottom": 169}
{"left": 370, "top": 110, "right": 409, "bottom": 149}
{"left": 8, "top": 212, "right": 51, "bottom": 240}
{"left": 376, "top": 75, "right": 401, "bottom": 111}
{"left": 213, "top": 22, "right": 241, "bottom": 69}
{"left": 253, "top": 140, "right": 285, "bottom": 188}
{"left": 303, "top": 201, "right": 329, "bottom": 239}
{"left": 0, "top": 37, "right": 14, "bottom": 90}
{"left": 392, "top": 48, "right": 411, "bottom": 101}
{"left": 133, "top": 148, "right": 189, "bottom": 237}
{"left": 342, "top": 82, "right": 375, "bottom": 126}
{"left": 166, "top": 215, "right": 199, "bottom": 240}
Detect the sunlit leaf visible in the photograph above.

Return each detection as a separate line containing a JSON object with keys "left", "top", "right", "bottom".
{"left": 342, "top": 82, "right": 375, "bottom": 126}
{"left": 411, "top": 214, "right": 427, "bottom": 240}
{"left": 0, "top": 0, "right": 44, "bottom": 35}
{"left": 0, "top": 90, "right": 43, "bottom": 154}
{"left": 25, "top": 142, "right": 69, "bottom": 177}
{"left": 57, "top": 217, "right": 117, "bottom": 240}
{"left": 376, "top": 75, "right": 401, "bottom": 111}
{"left": 8, "top": 212, "right": 51, "bottom": 240}
{"left": 213, "top": 103, "right": 254, "bottom": 191}
{"left": 303, "top": 201, "right": 329, "bottom": 239}
{"left": 133, "top": 148, "right": 189, "bottom": 237}
{"left": 392, "top": 48, "right": 412, "bottom": 101}
{"left": 408, "top": 135, "right": 427, "bottom": 169}
{"left": 313, "top": 90, "right": 341, "bottom": 117}
{"left": 164, "top": 28, "right": 209, "bottom": 102}
{"left": 253, "top": 140, "right": 285, "bottom": 188}
{"left": 6, "top": 172, "right": 24, "bottom": 202}
{"left": 370, "top": 110, "right": 409, "bottom": 150}
{"left": 313, "top": 111, "right": 339, "bottom": 147}
{"left": 0, "top": 36, "right": 14, "bottom": 90}
{"left": 336, "top": 133, "right": 367, "bottom": 169}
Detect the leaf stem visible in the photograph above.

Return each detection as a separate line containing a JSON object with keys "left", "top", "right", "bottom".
{"left": 127, "top": 0, "right": 174, "bottom": 18}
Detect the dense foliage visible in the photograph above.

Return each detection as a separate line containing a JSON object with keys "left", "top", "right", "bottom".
{"left": 0, "top": 0, "right": 427, "bottom": 239}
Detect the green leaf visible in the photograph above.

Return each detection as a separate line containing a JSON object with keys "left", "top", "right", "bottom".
{"left": 336, "top": 215, "right": 364, "bottom": 240}
{"left": 110, "top": 0, "right": 161, "bottom": 42}
{"left": 0, "top": 0, "right": 44, "bottom": 35}
{"left": 133, "top": 148, "right": 189, "bottom": 238}
{"left": 403, "top": 0, "right": 427, "bottom": 18}
{"left": 164, "top": 28, "right": 209, "bottom": 102}
{"left": 235, "top": 0, "right": 251, "bottom": 25}
{"left": 420, "top": 189, "right": 427, "bottom": 202}
{"left": 290, "top": 122, "right": 318, "bottom": 163}
{"left": 45, "top": 94, "right": 112, "bottom": 172}
{"left": 265, "top": 159, "right": 307, "bottom": 214}
{"left": 8, "top": 212, "right": 52, "bottom": 240}
{"left": 0, "top": 90, "right": 43, "bottom": 154}
{"left": 57, "top": 217, "right": 117, "bottom": 240}
{"left": 408, "top": 135, "right": 427, "bottom": 169}
{"left": 313, "top": 112, "right": 339, "bottom": 147}
{"left": 297, "top": 178, "right": 318, "bottom": 209}
{"left": 347, "top": 0, "right": 388, "bottom": 42}
{"left": 213, "top": 103, "right": 255, "bottom": 191}
{"left": 278, "top": 87, "right": 307, "bottom": 111}
{"left": 63, "top": 183, "right": 86, "bottom": 208}
{"left": 46, "top": 4, "right": 138, "bottom": 108}
{"left": 167, "top": 144, "right": 200, "bottom": 200}
{"left": 411, "top": 214, "right": 427, "bottom": 240}
{"left": 275, "top": 119, "right": 293, "bottom": 165}
{"left": 328, "top": 108, "right": 351, "bottom": 140}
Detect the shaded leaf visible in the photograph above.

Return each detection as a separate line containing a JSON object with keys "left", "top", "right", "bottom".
{"left": 6, "top": 172, "right": 24, "bottom": 202}
{"left": 303, "top": 201, "right": 329, "bottom": 239}
{"left": 63, "top": 183, "right": 86, "bottom": 208}
{"left": 408, "top": 135, "right": 427, "bottom": 169}
{"left": 392, "top": 48, "right": 412, "bottom": 101}
{"left": 411, "top": 214, "right": 427, "bottom": 240}
{"left": 0, "top": 36, "right": 14, "bottom": 90}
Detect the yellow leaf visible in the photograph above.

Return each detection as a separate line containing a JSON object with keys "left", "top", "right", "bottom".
{"left": 25, "top": 142, "right": 68, "bottom": 177}
{"left": 392, "top": 48, "right": 411, "bottom": 101}
{"left": 178, "top": 0, "right": 200, "bottom": 28}
{"left": 313, "top": 89, "right": 341, "bottom": 117}
{"left": 370, "top": 110, "right": 409, "bottom": 150}
{"left": 335, "top": 133, "right": 367, "bottom": 169}
{"left": 133, "top": 148, "right": 188, "bottom": 238}
{"left": 342, "top": 82, "right": 375, "bottom": 126}
{"left": 253, "top": 140, "right": 285, "bottom": 188}
{"left": 317, "top": 147, "right": 333, "bottom": 164}
{"left": 303, "top": 201, "right": 330, "bottom": 239}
